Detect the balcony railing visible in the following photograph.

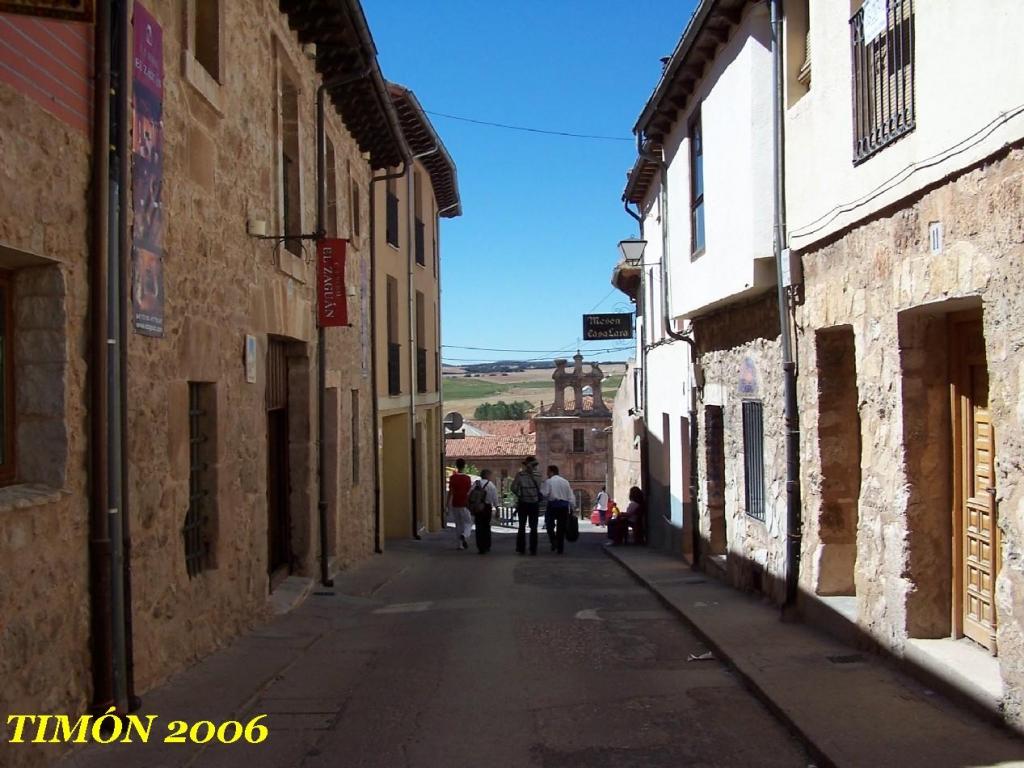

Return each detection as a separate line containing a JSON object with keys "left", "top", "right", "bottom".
{"left": 387, "top": 342, "right": 401, "bottom": 396}
{"left": 386, "top": 192, "right": 399, "bottom": 247}
{"left": 416, "top": 347, "right": 428, "bottom": 393}
{"left": 415, "top": 219, "right": 425, "bottom": 266}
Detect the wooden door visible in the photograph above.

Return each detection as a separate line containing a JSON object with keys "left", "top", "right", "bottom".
{"left": 951, "top": 314, "right": 998, "bottom": 652}
{"left": 266, "top": 339, "right": 292, "bottom": 591}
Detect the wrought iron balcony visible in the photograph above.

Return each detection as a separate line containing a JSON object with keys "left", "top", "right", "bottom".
{"left": 387, "top": 342, "right": 401, "bottom": 396}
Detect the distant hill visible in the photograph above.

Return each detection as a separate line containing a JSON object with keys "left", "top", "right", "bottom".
{"left": 448, "top": 360, "right": 627, "bottom": 375}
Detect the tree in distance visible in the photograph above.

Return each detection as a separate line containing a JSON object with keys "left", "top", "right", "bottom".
{"left": 473, "top": 400, "right": 534, "bottom": 420}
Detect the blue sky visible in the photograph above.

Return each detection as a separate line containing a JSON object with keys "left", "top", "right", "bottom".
{"left": 363, "top": 1, "right": 698, "bottom": 365}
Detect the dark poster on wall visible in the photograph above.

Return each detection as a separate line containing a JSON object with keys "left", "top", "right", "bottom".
{"left": 131, "top": 2, "right": 165, "bottom": 336}
{"left": 0, "top": 0, "right": 94, "bottom": 22}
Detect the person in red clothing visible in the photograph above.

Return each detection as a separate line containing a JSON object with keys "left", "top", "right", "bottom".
{"left": 446, "top": 458, "right": 473, "bottom": 550}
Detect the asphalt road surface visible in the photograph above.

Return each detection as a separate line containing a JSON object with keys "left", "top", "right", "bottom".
{"left": 61, "top": 526, "right": 809, "bottom": 768}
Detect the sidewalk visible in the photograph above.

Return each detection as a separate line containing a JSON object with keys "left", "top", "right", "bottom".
{"left": 604, "top": 544, "right": 1024, "bottom": 768}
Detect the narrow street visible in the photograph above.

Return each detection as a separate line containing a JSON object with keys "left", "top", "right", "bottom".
{"left": 59, "top": 527, "right": 807, "bottom": 768}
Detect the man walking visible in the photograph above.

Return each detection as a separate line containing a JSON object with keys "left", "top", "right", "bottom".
{"left": 595, "top": 486, "right": 610, "bottom": 526}
{"left": 541, "top": 465, "right": 575, "bottom": 554}
{"left": 470, "top": 469, "right": 499, "bottom": 554}
{"left": 512, "top": 456, "right": 543, "bottom": 556}
{"left": 446, "top": 458, "right": 473, "bottom": 550}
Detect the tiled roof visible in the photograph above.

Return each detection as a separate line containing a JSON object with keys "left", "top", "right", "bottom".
{"left": 445, "top": 434, "right": 536, "bottom": 459}
{"left": 465, "top": 420, "right": 533, "bottom": 437}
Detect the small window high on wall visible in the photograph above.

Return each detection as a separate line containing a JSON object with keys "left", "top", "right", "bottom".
{"left": 280, "top": 69, "right": 302, "bottom": 256}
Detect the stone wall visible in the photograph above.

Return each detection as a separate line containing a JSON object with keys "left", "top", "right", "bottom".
{"left": 0, "top": 62, "right": 92, "bottom": 768}
{"left": 534, "top": 415, "right": 611, "bottom": 512}
{"left": 124, "top": 0, "right": 379, "bottom": 696}
{"left": 794, "top": 144, "right": 1024, "bottom": 727}
{"left": 693, "top": 291, "right": 787, "bottom": 601}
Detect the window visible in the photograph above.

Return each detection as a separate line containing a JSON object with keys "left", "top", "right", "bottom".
{"left": 787, "top": 0, "right": 811, "bottom": 105}
{"left": 386, "top": 172, "right": 399, "bottom": 248}
{"left": 194, "top": 0, "right": 220, "bottom": 82}
{"left": 850, "top": 0, "right": 915, "bottom": 164}
{"left": 183, "top": 0, "right": 223, "bottom": 111}
{"left": 280, "top": 70, "right": 302, "bottom": 256}
{"left": 415, "top": 291, "right": 427, "bottom": 393}
{"left": 689, "top": 110, "right": 705, "bottom": 255}
{"left": 572, "top": 428, "right": 585, "bottom": 453}
{"left": 184, "top": 383, "right": 215, "bottom": 577}
{"left": 386, "top": 277, "right": 400, "bottom": 396}
{"left": 742, "top": 400, "right": 765, "bottom": 521}
{"left": 351, "top": 390, "right": 360, "bottom": 485}
{"left": 325, "top": 136, "right": 338, "bottom": 238}
{"left": 574, "top": 462, "right": 584, "bottom": 480}
{"left": 350, "top": 160, "right": 361, "bottom": 240}
{"left": 0, "top": 273, "right": 14, "bottom": 486}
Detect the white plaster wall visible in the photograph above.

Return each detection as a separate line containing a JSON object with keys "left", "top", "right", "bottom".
{"left": 662, "top": 4, "right": 776, "bottom": 321}
{"left": 639, "top": 182, "right": 694, "bottom": 553}
{"left": 787, "top": 0, "right": 1024, "bottom": 252}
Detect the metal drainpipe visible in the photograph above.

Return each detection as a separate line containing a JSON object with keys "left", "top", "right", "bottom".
{"left": 314, "top": 71, "right": 370, "bottom": 587}
{"left": 115, "top": 0, "right": 139, "bottom": 712}
{"left": 637, "top": 137, "right": 701, "bottom": 567}
{"left": 623, "top": 198, "right": 652, "bottom": 517}
{"left": 436, "top": 201, "right": 457, "bottom": 528}
{"left": 770, "top": 0, "right": 802, "bottom": 611}
{"left": 88, "top": 0, "right": 115, "bottom": 717}
{"left": 406, "top": 146, "right": 439, "bottom": 540}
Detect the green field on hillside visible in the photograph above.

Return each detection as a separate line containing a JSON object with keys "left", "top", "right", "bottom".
{"left": 441, "top": 378, "right": 509, "bottom": 400}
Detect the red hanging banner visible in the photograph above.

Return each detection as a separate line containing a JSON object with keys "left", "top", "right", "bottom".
{"left": 317, "top": 239, "right": 348, "bottom": 328}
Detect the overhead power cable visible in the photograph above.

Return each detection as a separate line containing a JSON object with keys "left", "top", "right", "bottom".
{"left": 442, "top": 344, "right": 633, "bottom": 354}
{"left": 424, "top": 109, "right": 633, "bottom": 142}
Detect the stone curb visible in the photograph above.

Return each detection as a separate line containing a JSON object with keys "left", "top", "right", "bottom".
{"left": 602, "top": 545, "right": 832, "bottom": 768}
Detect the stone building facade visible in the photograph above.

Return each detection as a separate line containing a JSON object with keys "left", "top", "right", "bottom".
{"left": 613, "top": 0, "right": 1024, "bottom": 734}
{"left": 0, "top": 2, "right": 408, "bottom": 762}
{"left": 533, "top": 355, "right": 612, "bottom": 511}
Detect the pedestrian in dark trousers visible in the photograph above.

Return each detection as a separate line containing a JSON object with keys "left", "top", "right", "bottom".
{"left": 472, "top": 469, "right": 499, "bottom": 554}
{"left": 512, "top": 456, "right": 543, "bottom": 556}
{"left": 541, "top": 465, "right": 575, "bottom": 554}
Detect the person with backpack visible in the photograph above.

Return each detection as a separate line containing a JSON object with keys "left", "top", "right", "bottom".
{"left": 511, "top": 456, "right": 544, "bottom": 556}
{"left": 468, "top": 469, "right": 499, "bottom": 554}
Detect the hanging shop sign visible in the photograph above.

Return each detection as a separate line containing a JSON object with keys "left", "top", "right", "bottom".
{"left": 0, "top": 0, "right": 94, "bottom": 22}
{"left": 317, "top": 238, "right": 349, "bottom": 328}
{"left": 582, "top": 313, "right": 633, "bottom": 341}
{"left": 131, "top": 1, "right": 165, "bottom": 337}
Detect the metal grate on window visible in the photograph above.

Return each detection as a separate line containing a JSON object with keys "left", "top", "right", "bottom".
{"left": 742, "top": 400, "right": 766, "bottom": 521}
{"left": 184, "top": 383, "right": 209, "bottom": 578}
{"left": 573, "top": 428, "right": 585, "bottom": 453}
{"left": 850, "top": 0, "right": 915, "bottom": 164}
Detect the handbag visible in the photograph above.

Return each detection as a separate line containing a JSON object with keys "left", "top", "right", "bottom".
{"left": 565, "top": 512, "right": 580, "bottom": 543}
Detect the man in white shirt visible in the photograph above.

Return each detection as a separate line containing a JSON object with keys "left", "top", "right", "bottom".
{"left": 595, "top": 487, "right": 610, "bottom": 526}
{"left": 540, "top": 465, "right": 575, "bottom": 555}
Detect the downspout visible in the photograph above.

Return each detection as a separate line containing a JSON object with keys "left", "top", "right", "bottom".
{"left": 111, "top": 0, "right": 133, "bottom": 712}
{"left": 770, "top": 0, "right": 802, "bottom": 611}
{"left": 436, "top": 201, "right": 458, "bottom": 529}
{"left": 88, "top": 0, "right": 115, "bottom": 716}
{"left": 638, "top": 136, "right": 701, "bottom": 568}
{"left": 623, "top": 197, "right": 651, "bottom": 510}
{"left": 315, "top": 71, "right": 370, "bottom": 586}
{"left": 407, "top": 145, "right": 439, "bottom": 540}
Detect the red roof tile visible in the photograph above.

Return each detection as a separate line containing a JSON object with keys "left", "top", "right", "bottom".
{"left": 465, "top": 419, "right": 533, "bottom": 436}
{"left": 445, "top": 434, "right": 536, "bottom": 459}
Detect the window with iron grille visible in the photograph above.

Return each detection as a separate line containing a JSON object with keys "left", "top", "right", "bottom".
{"left": 742, "top": 400, "right": 765, "bottom": 521}
{"left": 0, "top": 272, "right": 15, "bottom": 487}
{"left": 184, "top": 383, "right": 214, "bottom": 577}
{"left": 572, "top": 428, "right": 585, "bottom": 453}
{"left": 415, "top": 219, "right": 425, "bottom": 266}
{"left": 850, "top": 0, "right": 915, "bottom": 165}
